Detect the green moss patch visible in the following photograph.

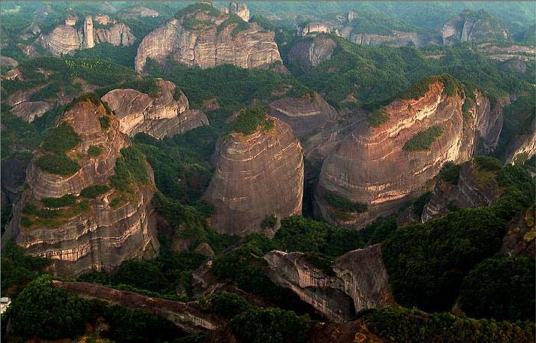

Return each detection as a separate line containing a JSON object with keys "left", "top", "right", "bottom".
{"left": 230, "top": 107, "right": 273, "bottom": 135}
{"left": 324, "top": 190, "right": 367, "bottom": 213}
{"left": 35, "top": 153, "right": 80, "bottom": 176}
{"left": 80, "top": 184, "right": 110, "bottom": 198}
{"left": 87, "top": 145, "right": 104, "bottom": 157}
{"left": 403, "top": 126, "right": 443, "bottom": 151}
{"left": 41, "top": 194, "right": 76, "bottom": 208}
{"left": 368, "top": 108, "right": 389, "bottom": 127}
{"left": 41, "top": 123, "right": 80, "bottom": 154}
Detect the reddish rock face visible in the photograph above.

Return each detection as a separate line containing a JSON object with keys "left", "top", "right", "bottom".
{"left": 102, "top": 79, "right": 208, "bottom": 139}
{"left": 204, "top": 116, "right": 304, "bottom": 236}
{"left": 5, "top": 99, "right": 159, "bottom": 276}
{"left": 134, "top": 6, "right": 282, "bottom": 73}
{"left": 316, "top": 80, "right": 490, "bottom": 227}
{"left": 264, "top": 244, "right": 394, "bottom": 322}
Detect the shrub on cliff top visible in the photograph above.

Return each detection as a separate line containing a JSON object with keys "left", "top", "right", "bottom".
{"left": 403, "top": 126, "right": 443, "bottom": 151}
{"left": 398, "top": 74, "right": 461, "bottom": 100}
{"left": 80, "top": 184, "right": 110, "bottom": 198}
{"left": 218, "top": 14, "right": 249, "bottom": 36}
{"left": 324, "top": 191, "right": 368, "bottom": 213}
{"left": 41, "top": 123, "right": 80, "bottom": 154}
{"left": 174, "top": 3, "right": 219, "bottom": 19}
{"left": 230, "top": 107, "right": 273, "bottom": 135}
{"left": 41, "top": 194, "right": 76, "bottom": 208}
{"left": 35, "top": 153, "right": 80, "bottom": 176}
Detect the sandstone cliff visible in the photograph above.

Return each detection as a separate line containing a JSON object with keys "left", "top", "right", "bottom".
{"left": 264, "top": 245, "right": 393, "bottom": 322}
{"left": 39, "top": 16, "right": 135, "bottom": 56}
{"left": 5, "top": 97, "right": 159, "bottom": 276}
{"left": 268, "top": 92, "right": 338, "bottom": 137}
{"left": 102, "top": 79, "right": 208, "bottom": 139}
{"left": 134, "top": 4, "right": 281, "bottom": 72}
{"left": 504, "top": 131, "right": 536, "bottom": 165}
{"left": 316, "top": 78, "right": 491, "bottom": 227}
{"left": 421, "top": 160, "right": 501, "bottom": 222}
{"left": 203, "top": 116, "right": 303, "bottom": 236}
{"left": 287, "top": 35, "right": 337, "bottom": 70}
{"left": 343, "top": 30, "right": 422, "bottom": 47}
{"left": 442, "top": 10, "right": 509, "bottom": 45}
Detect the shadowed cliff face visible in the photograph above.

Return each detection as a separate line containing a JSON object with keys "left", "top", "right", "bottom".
{"left": 134, "top": 5, "right": 282, "bottom": 73}
{"left": 288, "top": 35, "right": 337, "bottom": 70}
{"left": 441, "top": 10, "right": 509, "bottom": 45}
{"left": 315, "top": 80, "right": 494, "bottom": 228}
{"left": 102, "top": 79, "right": 209, "bottom": 139}
{"left": 264, "top": 245, "right": 394, "bottom": 322}
{"left": 422, "top": 160, "right": 501, "bottom": 222}
{"left": 204, "top": 116, "right": 304, "bottom": 236}
{"left": 5, "top": 98, "right": 159, "bottom": 276}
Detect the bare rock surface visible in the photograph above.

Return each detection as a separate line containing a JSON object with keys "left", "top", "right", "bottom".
{"left": 288, "top": 35, "right": 337, "bottom": 69}
{"left": 102, "top": 79, "right": 208, "bottom": 139}
{"left": 442, "top": 10, "right": 509, "bottom": 45}
{"left": 135, "top": 4, "right": 281, "bottom": 72}
{"left": 5, "top": 98, "right": 159, "bottom": 276}
{"left": 204, "top": 116, "right": 304, "bottom": 236}
{"left": 264, "top": 244, "right": 394, "bottom": 322}
{"left": 10, "top": 100, "right": 53, "bottom": 122}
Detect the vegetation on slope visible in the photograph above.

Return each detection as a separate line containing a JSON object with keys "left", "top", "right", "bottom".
{"left": 403, "top": 126, "right": 443, "bottom": 151}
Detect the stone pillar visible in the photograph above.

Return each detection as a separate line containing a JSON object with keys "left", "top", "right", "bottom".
{"left": 83, "top": 16, "right": 95, "bottom": 49}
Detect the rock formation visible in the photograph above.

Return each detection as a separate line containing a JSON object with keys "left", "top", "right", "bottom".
{"left": 298, "top": 22, "right": 333, "bottom": 36}
{"left": 264, "top": 244, "right": 394, "bottom": 322}
{"left": 268, "top": 92, "right": 338, "bottom": 137}
{"left": 228, "top": 2, "right": 250, "bottom": 22}
{"left": 53, "top": 280, "right": 222, "bottom": 332}
{"left": 501, "top": 207, "right": 536, "bottom": 257}
{"left": 0, "top": 56, "right": 18, "bottom": 69}
{"left": 316, "top": 78, "right": 492, "bottom": 227}
{"left": 5, "top": 97, "right": 159, "bottom": 276}
{"left": 442, "top": 10, "right": 509, "bottom": 45}
{"left": 287, "top": 35, "right": 337, "bottom": 69}
{"left": 102, "top": 79, "right": 208, "bottom": 139}
{"left": 203, "top": 115, "right": 304, "bottom": 236}
{"left": 39, "top": 15, "right": 135, "bottom": 56}
{"left": 504, "top": 131, "right": 536, "bottom": 165}
{"left": 10, "top": 101, "right": 53, "bottom": 122}
{"left": 134, "top": 3, "right": 281, "bottom": 72}
{"left": 421, "top": 160, "right": 501, "bottom": 222}
{"left": 344, "top": 30, "right": 422, "bottom": 47}
{"left": 475, "top": 96, "right": 508, "bottom": 154}
{"left": 121, "top": 7, "right": 159, "bottom": 18}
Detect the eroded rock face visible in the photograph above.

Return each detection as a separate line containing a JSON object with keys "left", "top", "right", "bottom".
{"left": 134, "top": 4, "right": 281, "bottom": 72}
{"left": 442, "top": 10, "right": 509, "bottom": 45}
{"left": 39, "top": 16, "right": 135, "bottom": 56}
{"left": 475, "top": 96, "right": 509, "bottom": 154}
{"left": 298, "top": 22, "right": 333, "bottom": 36}
{"left": 5, "top": 99, "right": 159, "bottom": 276}
{"left": 421, "top": 160, "right": 501, "bottom": 222}
{"left": 264, "top": 245, "right": 393, "bottom": 322}
{"left": 102, "top": 79, "right": 208, "bottom": 139}
{"left": 204, "top": 116, "right": 304, "bottom": 236}
{"left": 501, "top": 208, "right": 536, "bottom": 257}
{"left": 287, "top": 35, "right": 337, "bottom": 69}
{"left": 268, "top": 92, "right": 338, "bottom": 137}
{"left": 316, "top": 80, "right": 488, "bottom": 227}
{"left": 504, "top": 131, "right": 536, "bottom": 165}
{"left": 10, "top": 101, "right": 53, "bottom": 122}
{"left": 346, "top": 31, "right": 421, "bottom": 47}
{"left": 228, "top": 2, "right": 249, "bottom": 22}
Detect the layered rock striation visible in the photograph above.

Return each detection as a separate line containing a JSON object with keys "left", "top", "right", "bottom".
{"left": 203, "top": 116, "right": 304, "bottom": 236}
{"left": 316, "top": 78, "right": 492, "bottom": 227}
{"left": 102, "top": 79, "right": 208, "bottom": 139}
{"left": 134, "top": 4, "right": 281, "bottom": 72}
{"left": 5, "top": 97, "right": 159, "bottom": 276}
{"left": 264, "top": 244, "right": 393, "bottom": 322}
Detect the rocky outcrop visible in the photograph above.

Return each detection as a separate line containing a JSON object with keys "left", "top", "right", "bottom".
{"left": 268, "top": 92, "right": 338, "bottom": 137}
{"left": 287, "top": 35, "right": 337, "bottom": 69}
{"left": 102, "top": 79, "right": 208, "bottom": 139}
{"left": 135, "top": 4, "right": 281, "bottom": 72}
{"left": 0, "top": 56, "right": 18, "bottom": 69}
{"left": 345, "top": 30, "right": 422, "bottom": 47}
{"left": 39, "top": 16, "right": 135, "bottom": 56}
{"left": 228, "top": 2, "right": 250, "bottom": 22}
{"left": 53, "top": 280, "right": 222, "bottom": 332}
{"left": 475, "top": 96, "right": 509, "bottom": 154}
{"left": 121, "top": 6, "right": 159, "bottom": 18}
{"left": 504, "top": 131, "right": 536, "bottom": 165}
{"left": 5, "top": 97, "right": 159, "bottom": 276}
{"left": 421, "top": 160, "right": 501, "bottom": 222}
{"left": 264, "top": 245, "right": 393, "bottom": 322}
{"left": 203, "top": 116, "right": 303, "bottom": 236}
{"left": 298, "top": 22, "right": 333, "bottom": 36}
{"left": 442, "top": 10, "right": 509, "bottom": 45}
{"left": 10, "top": 101, "right": 53, "bottom": 122}
{"left": 501, "top": 207, "right": 536, "bottom": 257}
{"left": 316, "top": 79, "right": 490, "bottom": 227}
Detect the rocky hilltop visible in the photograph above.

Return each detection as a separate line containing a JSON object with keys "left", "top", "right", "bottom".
{"left": 5, "top": 96, "right": 159, "bottom": 276}
{"left": 264, "top": 244, "right": 393, "bottom": 322}
{"left": 316, "top": 77, "right": 495, "bottom": 227}
{"left": 135, "top": 3, "right": 281, "bottom": 72}
{"left": 268, "top": 91, "right": 338, "bottom": 137}
{"left": 287, "top": 35, "right": 337, "bottom": 70}
{"left": 203, "top": 113, "right": 303, "bottom": 236}
{"left": 442, "top": 10, "right": 509, "bottom": 45}
{"left": 102, "top": 79, "right": 208, "bottom": 139}
{"left": 39, "top": 15, "right": 135, "bottom": 56}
